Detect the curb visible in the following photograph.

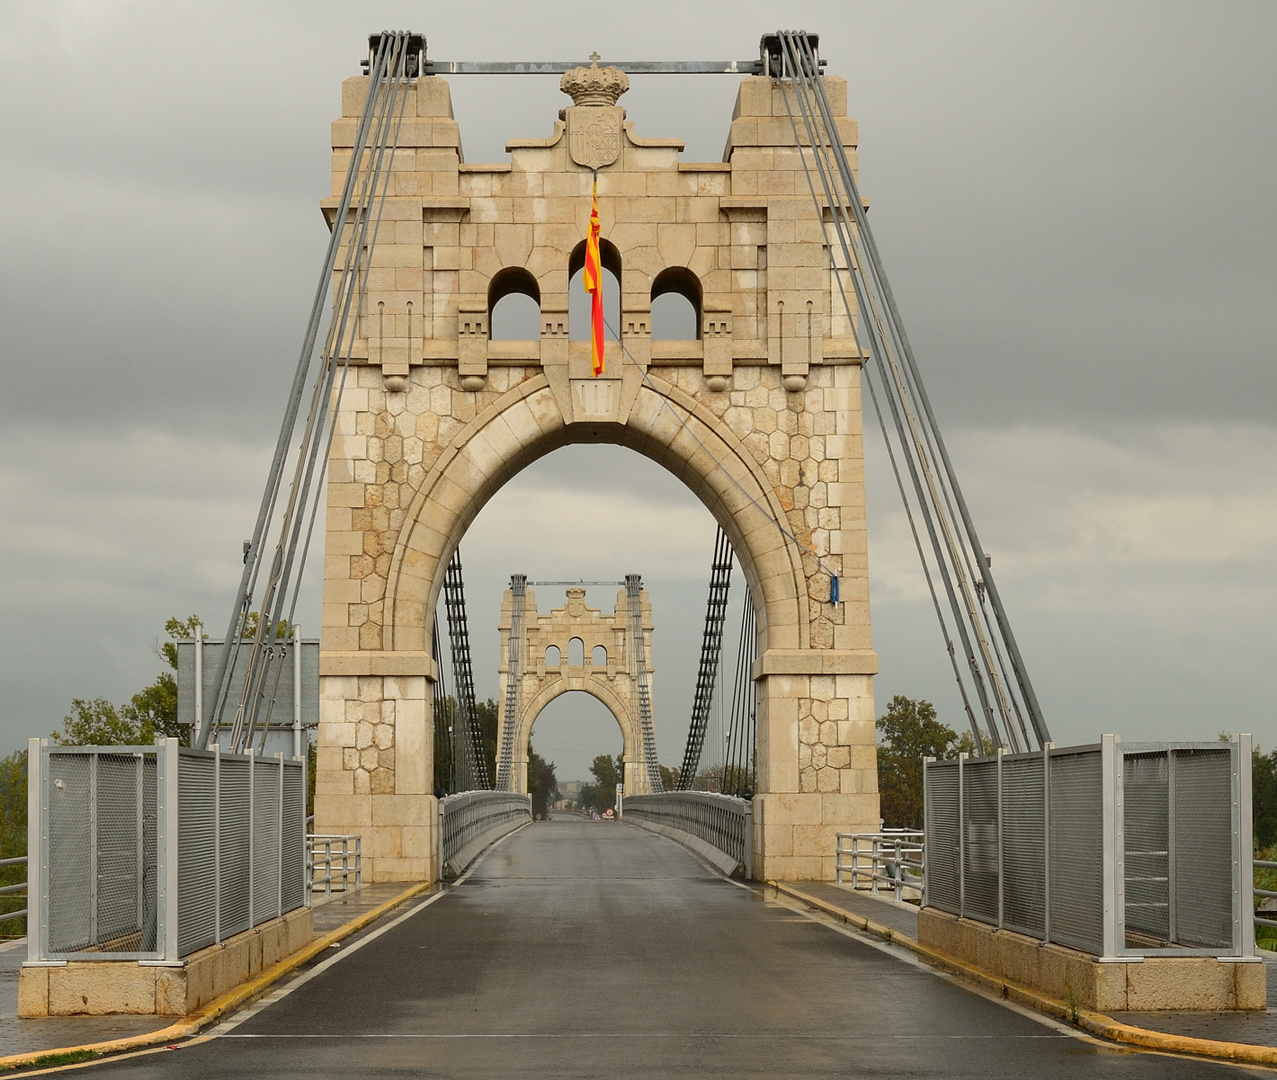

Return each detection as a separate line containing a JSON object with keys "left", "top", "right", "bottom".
{"left": 769, "top": 882, "right": 1277, "bottom": 1068}
{"left": 0, "top": 881, "right": 434, "bottom": 1073}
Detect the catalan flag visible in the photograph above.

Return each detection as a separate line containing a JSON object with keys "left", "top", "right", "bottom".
{"left": 582, "top": 174, "right": 604, "bottom": 376}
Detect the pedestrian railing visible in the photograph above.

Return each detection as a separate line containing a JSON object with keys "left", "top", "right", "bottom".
{"left": 836, "top": 831, "right": 924, "bottom": 902}
{"left": 623, "top": 791, "right": 752, "bottom": 878}
{"left": 1254, "top": 860, "right": 1277, "bottom": 931}
{"left": 0, "top": 855, "right": 27, "bottom": 929}
{"left": 438, "top": 791, "right": 531, "bottom": 878}
{"left": 308, "top": 835, "right": 362, "bottom": 899}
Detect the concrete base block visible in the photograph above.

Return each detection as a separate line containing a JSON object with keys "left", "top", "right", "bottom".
{"left": 19, "top": 906, "right": 314, "bottom": 1017}
{"left": 918, "top": 907, "right": 1266, "bottom": 1012}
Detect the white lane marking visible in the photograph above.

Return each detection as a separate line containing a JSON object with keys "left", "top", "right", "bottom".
{"left": 217, "top": 1032, "right": 1069, "bottom": 1040}
{"left": 208, "top": 822, "right": 529, "bottom": 1036}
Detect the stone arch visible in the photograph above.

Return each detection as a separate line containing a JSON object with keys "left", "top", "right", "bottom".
{"left": 650, "top": 266, "right": 702, "bottom": 341}
{"left": 545, "top": 644, "right": 561, "bottom": 667}
{"left": 384, "top": 373, "right": 809, "bottom": 663}
{"left": 592, "top": 644, "right": 607, "bottom": 666}
{"left": 567, "top": 636, "right": 584, "bottom": 666}
{"left": 515, "top": 679, "right": 639, "bottom": 797}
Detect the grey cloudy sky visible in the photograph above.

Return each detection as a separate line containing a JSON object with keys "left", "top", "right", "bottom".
{"left": 0, "top": 2, "right": 1273, "bottom": 782}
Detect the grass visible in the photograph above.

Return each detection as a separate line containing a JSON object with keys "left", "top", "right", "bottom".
{"left": 3, "top": 1049, "right": 100, "bottom": 1072}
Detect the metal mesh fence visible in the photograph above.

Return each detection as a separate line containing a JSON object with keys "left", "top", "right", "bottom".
{"left": 251, "top": 757, "right": 282, "bottom": 924}
{"left": 1047, "top": 749, "right": 1104, "bottom": 954}
{"left": 923, "top": 762, "right": 959, "bottom": 915}
{"left": 1174, "top": 749, "right": 1233, "bottom": 949}
{"left": 1000, "top": 755, "right": 1045, "bottom": 938}
{"left": 1124, "top": 752, "right": 1169, "bottom": 942}
{"left": 962, "top": 759, "right": 999, "bottom": 925}
{"left": 219, "top": 755, "right": 252, "bottom": 939}
{"left": 178, "top": 752, "right": 218, "bottom": 956}
{"left": 46, "top": 753, "right": 91, "bottom": 953}
{"left": 34, "top": 742, "right": 305, "bottom": 962}
{"left": 282, "top": 763, "right": 306, "bottom": 912}
{"left": 923, "top": 740, "right": 1246, "bottom": 959}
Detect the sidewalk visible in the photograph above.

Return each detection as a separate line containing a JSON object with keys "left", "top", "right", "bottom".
{"left": 0, "top": 883, "right": 421, "bottom": 1060}
{"left": 774, "top": 880, "right": 1277, "bottom": 1062}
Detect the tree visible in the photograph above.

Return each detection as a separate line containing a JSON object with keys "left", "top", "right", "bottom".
{"left": 659, "top": 763, "right": 680, "bottom": 791}
{"left": 52, "top": 615, "right": 200, "bottom": 746}
{"left": 0, "top": 749, "right": 25, "bottom": 932}
{"left": 581, "top": 754, "right": 623, "bottom": 812}
{"left": 876, "top": 695, "right": 966, "bottom": 830}
{"left": 527, "top": 740, "right": 558, "bottom": 818}
{"left": 1253, "top": 746, "right": 1277, "bottom": 850}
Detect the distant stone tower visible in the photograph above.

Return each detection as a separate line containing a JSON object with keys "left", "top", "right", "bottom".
{"left": 314, "top": 60, "right": 878, "bottom": 882}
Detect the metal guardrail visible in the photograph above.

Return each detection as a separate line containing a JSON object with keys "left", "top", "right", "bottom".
{"left": 1254, "top": 859, "right": 1277, "bottom": 931}
{"left": 0, "top": 855, "right": 27, "bottom": 926}
{"left": 836, "top": 831, "right": 923, "bottom": 902}
{"left": 308, "top": 835, "right": 362, "bottom": 899}
{"left": 439, "top": 791, "right": 531, "bottom": 876}
{"left": 623, "top": 791, "right": 752, "bottom": 877}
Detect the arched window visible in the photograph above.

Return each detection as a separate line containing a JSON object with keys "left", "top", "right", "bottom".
{"left": 568, "top": 238, "right": 621, "bottom": 342}
{"left": 650, "top": 267, "right": 701, "bottom": 341}
{"left": 568, "top": 637, "right": 585, "bottom": 666}
{"left": 544, "top": 644, "right": 561, "bottom": 667}
{"left": 592, "top": 645, "right": 607, "bottom": 667}
{"left": 489, "top": 267, "right": 541, "bottom": 340}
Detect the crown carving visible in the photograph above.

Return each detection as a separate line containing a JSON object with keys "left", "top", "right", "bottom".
{"left": 560, "top": 58, "right": 629, "bottom": 107}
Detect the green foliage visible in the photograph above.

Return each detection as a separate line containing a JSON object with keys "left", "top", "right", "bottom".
{"left": 0, "top": 749, "right": 26, "bottom": 933}
{"left": 876, "top": 695, "right": 966, "bottom": 830}
{"left": 1253, "top": 747, "right": 1277, "bottom": 850}
{"left": 307, "top": 740, "right": 317, "bottom": 818}
{"left": 580, "top": 754, "right": 624, "bottom": 812}
{"left": 53, "top": 698, "right": 146, "bottom": 746}
{"left": 658, "top": 763, "right": 680, "bottom": 791}
{"left": 527, "top": 740, "right": 558, "bottom": 818}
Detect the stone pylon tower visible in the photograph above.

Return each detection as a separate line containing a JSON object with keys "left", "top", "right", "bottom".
{"left": 315, "top": 59, "right": 879, "bottom": 882}
{"left": 496, "top": 584, "right": 658, "bottom": 797}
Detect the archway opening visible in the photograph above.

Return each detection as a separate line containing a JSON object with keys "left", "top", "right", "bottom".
{"left": 527, "top": 689, "right": 626, "bottom": 814}
{"left": 650, "top": 266, "right": 702, "bottom": 340}
{"left": 568, "top": 238, "right": 621, "bottom": 340}
{"left": 489, "top": 266, "right": 541, "bottom": 340}
{"left": 441, "top": 442, "right": 755, "bottom": 798}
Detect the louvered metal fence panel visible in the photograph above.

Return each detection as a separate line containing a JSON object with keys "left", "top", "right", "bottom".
{"left": 1123, "top": 752, "right": 1169, "bottom": 943}
{"left": 177, "top": 752, "right": 218, "bottom": 956}
{"left": 1001, "top": 754, "right": 1045, "bottom": 938}
{"left": 46, "top": 753, "right": 91, "bottom": 953}
{"left": 281, "top": 761, "right": 306, "bottom": 913}
{"left": 1047, "top": 749, "right": 1103, "bottom": 954}
{"left": 251, "top": 758, "right": 281, "bottom": 923}
{"left": 962, "top": 759, "right": 1000, "bottom": 925}
{"left": 924, "top": 761, "right": 960, "bottom": 915}
{"left": 218, "top": 755, "right": 251, "bottom": 938}
{"left": 1173, "top": 749, "right": 1233, "bottom": 949}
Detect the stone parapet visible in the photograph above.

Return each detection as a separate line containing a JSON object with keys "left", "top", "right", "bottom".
{"left": 918, "top": 907, "right": 1266, "bottom": 1012}
{"left": 18, "top": 907, "right": 313, "bottom": 1017}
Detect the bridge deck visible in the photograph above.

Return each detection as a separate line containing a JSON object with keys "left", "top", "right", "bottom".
{"left": 39, "top": 822, "right": 1248, "bottom": 1075}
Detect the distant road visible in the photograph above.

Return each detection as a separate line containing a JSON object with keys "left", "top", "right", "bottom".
{"left": 89, "top": 820, "right": 1241, "bottom": 1077}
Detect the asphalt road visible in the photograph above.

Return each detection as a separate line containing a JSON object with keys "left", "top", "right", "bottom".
{"left": 88, "top": 820, "right": 1245, "bottom": 1078}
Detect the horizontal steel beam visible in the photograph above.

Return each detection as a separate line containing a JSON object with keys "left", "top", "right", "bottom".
{"left": 423, "top": 60, "right": 767, "bottom": 75}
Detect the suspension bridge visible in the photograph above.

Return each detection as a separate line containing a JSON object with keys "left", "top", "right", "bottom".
{"left": 11, "top": 30, "right": 1261, "bottom": 1069}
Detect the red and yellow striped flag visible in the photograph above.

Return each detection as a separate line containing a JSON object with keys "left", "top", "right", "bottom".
{"left": 582, "top": 175, "right": 604, "bottom": 376}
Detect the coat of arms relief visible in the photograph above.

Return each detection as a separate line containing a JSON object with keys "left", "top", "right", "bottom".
{"left": 561, "top": 56, "right": 629, "bottom": 169}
